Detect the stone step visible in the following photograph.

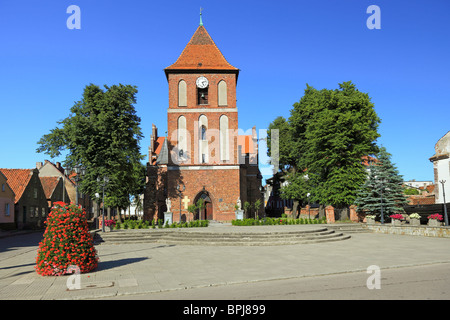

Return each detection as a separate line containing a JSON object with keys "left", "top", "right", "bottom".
{"left": 326, "top": 224, "right": 371, "bottom": 233}
{"left": 94, "top": 227, "right": 351, "bottom": 246}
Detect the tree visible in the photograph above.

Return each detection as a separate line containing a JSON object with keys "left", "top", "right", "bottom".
{"left": 254, "top": 199, "right": 262, "bottom": 219}
{"left": 267, "top": 81, "right": 381, "bottom": 214}
{"left": 355, "top": 146, "right": 409, "bottom": 220}
{"left": 37, "top": 84, "right": 146, "bottom": 211}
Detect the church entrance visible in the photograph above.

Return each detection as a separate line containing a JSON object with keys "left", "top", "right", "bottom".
{"left": 194, "top": 191, "right": 213, "bottom": 220}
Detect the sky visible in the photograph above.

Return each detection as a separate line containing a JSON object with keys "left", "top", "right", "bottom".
{"left": 0, "top": 0, "right": 449, "bottom": 184}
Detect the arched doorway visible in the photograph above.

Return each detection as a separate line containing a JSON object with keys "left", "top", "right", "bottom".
{"left": 194, "top": 191, "right": 213, "bottom": 220}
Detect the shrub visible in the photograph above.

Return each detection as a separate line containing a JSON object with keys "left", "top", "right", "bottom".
{"left": 35, "top": 202, "right": 98, "bottom": 276}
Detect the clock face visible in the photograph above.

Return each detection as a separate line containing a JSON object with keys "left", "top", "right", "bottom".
{"left": 196, "top": 76, "right": 209, "bottom": 89}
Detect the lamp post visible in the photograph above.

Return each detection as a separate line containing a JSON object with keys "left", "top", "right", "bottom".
{"left": 176, "top": 184, "right": 185, "bottom": 223}
{"left": 97, "top": 176, "right": 109, "bottom": 232}
{"left": 379, "top": 178, "right": 385, "bottom": 224}
{"left": 440, "top": 180, "right": 449, "bottom": 226}
{"left": 307, "top": 193, "right": 311, "bottom": 220}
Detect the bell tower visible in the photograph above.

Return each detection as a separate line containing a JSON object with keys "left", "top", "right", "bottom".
{"left": 145, "top": 13, "right": 263, "bottom": 223}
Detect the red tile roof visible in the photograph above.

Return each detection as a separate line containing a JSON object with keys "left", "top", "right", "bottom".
{"left": 165, "top": 26, "right": 238, "bottom": 72}
{"left": 0, "top": 169, "right": 33, "bottom": 203}
{"left": 154, "top": 137, "right": 166, "bottom": 155}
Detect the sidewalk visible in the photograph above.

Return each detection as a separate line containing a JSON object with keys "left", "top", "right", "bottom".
{"left": 1, "top": 225, "right": 450, "bottom": 299}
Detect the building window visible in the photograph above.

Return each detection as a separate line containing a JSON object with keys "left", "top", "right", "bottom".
{"left": 197, "top": 88, "right": 208, "bottom": 105}
{"left": 198, "top": 115, "right": 208, "bottom": 164}
{"left": 201, "top": 125, "right": 207, "bottom": 141}
{"left": 5, "top": 203, "right": 10, "bottom": 216}
{"left": 218, "top": 80, "right": 227, "bottom": 106}
{"left": 1, "top": 184, "right": 5, "bottom": 192}
{"left": 178, "top": 80, "right": 187, "bottom": 107}
{"left": 34, "top": 188, "right": 38, "bottom": 199}
{"left": 220, "top": 115, "right": 229, "bottom": 161}
{"left": 177, "top": 115, "right": 187, "bottom": 160}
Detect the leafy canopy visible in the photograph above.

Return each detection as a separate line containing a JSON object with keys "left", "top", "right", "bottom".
{"left": 267, "top": 81, "right": 381, "bottom": 208}
{"left": 37, "top": 83, "right": 146, "bottom": 209}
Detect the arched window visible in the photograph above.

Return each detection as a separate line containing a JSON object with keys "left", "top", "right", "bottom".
{"left": 178, "top": 80, "right": 187, "bottom": 107}
{"left": 198, "top": 115, "right": 208, "bottom": 163}
{"left": 177, "top": 116, "right": 187, "bottom": 160}
{"left": 220, "top": 115, "right": 229, "bottom": 161}
{"left": 218, "top": 80, "right": 227, "bottom": 106}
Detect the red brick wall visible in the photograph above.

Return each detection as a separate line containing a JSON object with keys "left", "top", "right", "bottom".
{"left": 165, "top": 167, "right": 240, "bottom": 222}
{"left": 166, "top": 73, "right": 239, "bottom": 166}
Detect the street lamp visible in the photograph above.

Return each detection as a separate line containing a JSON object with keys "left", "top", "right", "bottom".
{"left": 97, "top": 176, "right": 109, "bottom": 232}
{"left": 378, "top": 178, "right": 386, "bottom": 224}
{"left": 307, "top": 193, "right": 311, "bottom": 220}
{"left": 440, "top": 180, "right": 449, "bottom": 226}
{"left": 176, "top": 184, "right": 185, "bottom": 223}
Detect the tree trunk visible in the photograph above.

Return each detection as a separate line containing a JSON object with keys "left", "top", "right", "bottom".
{"left": 293, "top": 200, "right": 300, "bottom": 219}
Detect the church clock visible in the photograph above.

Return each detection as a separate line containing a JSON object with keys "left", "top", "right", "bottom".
{"left": 196, "top": 76, "right": 209, "bottom": 88}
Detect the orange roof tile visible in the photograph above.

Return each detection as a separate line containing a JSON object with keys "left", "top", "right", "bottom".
{"left": 154, "top": 137, "right": 165, "bottom": 155}
{"left": 165, "top": 26, "right": 238, "bottom": 72}
{"left": 0, "top": 169, "right": 33, "bottom": 203}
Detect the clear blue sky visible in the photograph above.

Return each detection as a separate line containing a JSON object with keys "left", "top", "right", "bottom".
{"left": 1, "top": 0, "right": 449, "bottom": 183}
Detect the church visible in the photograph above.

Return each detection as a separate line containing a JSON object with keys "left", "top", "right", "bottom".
{"left": 143, "top": 16, "right": 264, "bottom": 222}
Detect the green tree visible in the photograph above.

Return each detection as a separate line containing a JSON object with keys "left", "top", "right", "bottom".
{"left": 267, "top": 82, "right": 380, "bottom": 214}
{"left": 355, "top": 146, "right": 409, "bottom": 220}
{"left": 37, "top": 83, "right": 146, "bottom": 211}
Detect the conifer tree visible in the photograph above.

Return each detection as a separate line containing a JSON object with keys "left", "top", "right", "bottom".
{"left": 35, "top": 202, "right": 98, "bottom": 276}
{"left": 355, "top": 147, "right": 409, "bottom": 220}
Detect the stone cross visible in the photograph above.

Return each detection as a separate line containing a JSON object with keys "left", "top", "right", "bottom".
{"left": 182, "top": 196, "right": 190, "bottom": 209}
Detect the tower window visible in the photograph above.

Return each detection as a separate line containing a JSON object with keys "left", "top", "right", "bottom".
{"left": 197, "top": 88, "right": 208, "bottom": 105}
{"left": 201, "top": 125, "right": 207, "bottom": 140}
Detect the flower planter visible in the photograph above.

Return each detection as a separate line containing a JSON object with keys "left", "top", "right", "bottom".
{"left": 104, "top": 226, "right": 112, "bottom": 232}
{"left": 391, "top": 219, "right": 402, "bottom": 226}
{"left": 410, "top": 219, "right": 420, "bottom": 226}
{"left": 428, "top": 219, "right": 442, "bottom": 227}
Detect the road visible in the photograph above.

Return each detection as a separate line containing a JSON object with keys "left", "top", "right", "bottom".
{"left": 102, "top": 262, "right": 450, "bottom": 300}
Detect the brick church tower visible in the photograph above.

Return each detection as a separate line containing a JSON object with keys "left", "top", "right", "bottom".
{"left": 144, "top": 17, "right": 263, "bottom": 222}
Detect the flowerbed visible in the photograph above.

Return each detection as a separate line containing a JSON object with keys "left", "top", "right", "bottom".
{"left": 428, "top": 214, "right": 443, "bottom": 221}
{"left": 35, "top": 202, "right": 98, "bottom": 276}
{"left": 232, "top": 217, "right": 327, "bottom": 226}
{"left": 389, "top": 214, "right": 404, "bottom": 220}
{"left": 115, "top": 219, "right": 209, "bottom": 229}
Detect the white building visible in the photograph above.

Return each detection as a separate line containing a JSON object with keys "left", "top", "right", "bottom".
{"left": 403, "top": 180, "right": 433, "bottom": 189}
{"left": 429, "top": 131, "right": 450, "bottom": 204}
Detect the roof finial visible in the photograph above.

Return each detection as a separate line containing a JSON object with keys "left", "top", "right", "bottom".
{"left": 199, "top": 7, "right": 203, "bottom": 26}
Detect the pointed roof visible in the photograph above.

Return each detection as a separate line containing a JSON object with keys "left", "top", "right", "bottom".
{"left": 39, "top": 176, "right": 61, "bottom": 199}
{"left": 0, "top": 169, "right": 33, "bottom": 203}
{"left": 156, "top": 137, "right": 169, "bottom": 165}
{"left": 165, "top": 25, "right": 239, "bottom": 75}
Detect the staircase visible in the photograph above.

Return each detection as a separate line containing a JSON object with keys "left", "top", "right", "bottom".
{"left": 325, "top": 223, "right": 371, "bottom": 234}
{"left": 94, "top": 226, "right": 352, "bottom": 246}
